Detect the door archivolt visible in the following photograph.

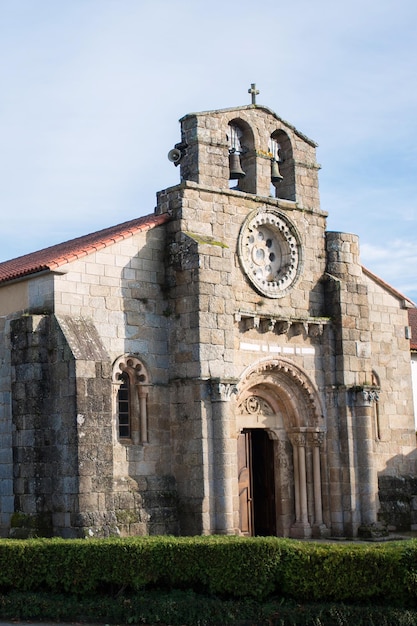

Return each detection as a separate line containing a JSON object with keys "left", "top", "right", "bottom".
{"left": 236, "top": 356, "right": 325, "bottom": 432}
{"left": 235, "top": 357, "right": 327, "bottom": 538}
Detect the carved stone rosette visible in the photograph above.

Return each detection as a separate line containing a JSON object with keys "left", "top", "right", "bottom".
{"left": 239, "top": 395, "right": 274, "bottom": 416}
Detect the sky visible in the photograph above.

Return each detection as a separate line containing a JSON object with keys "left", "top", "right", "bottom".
{"left": 0, "top": 0, "right": 416, "bottom": 302}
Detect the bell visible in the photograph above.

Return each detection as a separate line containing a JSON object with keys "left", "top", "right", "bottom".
{"left": 271, "top": 159, "right": 283, "bottom": 183}
{"left": 229, "top": 152, "right": 246, "bottom": 179}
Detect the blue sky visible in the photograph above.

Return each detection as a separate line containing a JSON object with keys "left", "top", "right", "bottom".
{"left": 1, "top": 0, "right": 416, "bottom": 302}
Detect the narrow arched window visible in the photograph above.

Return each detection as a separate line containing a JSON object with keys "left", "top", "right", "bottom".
{"left": 270, "top": 130, "right": 295, "bottom": 201}
{"left": 112, "top": 355, "right": 150, "bottom": 444}
{"left": 117, "top": 371, "right": 131, "bottom": 439}
{"left": 227, "top": 119, "right": 255, "bottom": 194}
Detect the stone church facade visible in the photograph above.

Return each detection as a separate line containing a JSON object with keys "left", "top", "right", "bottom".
{"left": 0, "top": 95, "right": 415, "bottom": 539}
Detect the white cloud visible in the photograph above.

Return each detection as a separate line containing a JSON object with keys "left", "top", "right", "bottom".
{"left": 361, "top": 239, "right": 417, "bottom": 302}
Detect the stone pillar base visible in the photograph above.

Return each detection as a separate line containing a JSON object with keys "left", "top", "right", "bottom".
{"left": 290, "top": 522, "right": 312, "bottom": 539}
{"left": 312, "top": 523, "right": 331, "bottom": 539}
{"left": 358, "top": 522, "right": 388, "bottom": 540}
{"left": 214, "top": 528, "right": 237, "bottom": 535}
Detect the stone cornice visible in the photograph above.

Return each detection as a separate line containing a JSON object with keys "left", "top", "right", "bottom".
{"left": 156, "top": 180, "right": 328, "bottom": 218}
{"left": 235, "top": 311, "right": 331, "bottom": 337}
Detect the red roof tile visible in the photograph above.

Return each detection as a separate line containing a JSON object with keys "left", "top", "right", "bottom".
{"left": 0, "top": 213, "right": 170, "bottom": 285}
{"left": 409, "top": 308, "right": 417, "bottom": 351}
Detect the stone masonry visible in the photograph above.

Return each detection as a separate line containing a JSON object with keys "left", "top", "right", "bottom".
{"left": 0, "top": 97, "right": 415, "bottom": 538}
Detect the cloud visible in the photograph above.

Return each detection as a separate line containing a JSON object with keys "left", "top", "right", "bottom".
{"left": 361, "top": 239, "right": 417, "bottom": 302}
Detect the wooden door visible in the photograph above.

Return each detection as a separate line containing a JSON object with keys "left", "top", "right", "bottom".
{"left": 237, "top": 431, "right": 253, "bottom": 536}
{"left": 251, "top": 429, "right": 277, "bottom": 536}
{"left": 237, "top": 429, "right": 277, "bottom": 536}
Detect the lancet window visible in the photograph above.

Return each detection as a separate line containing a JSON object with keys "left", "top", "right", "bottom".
{"left": 112, "top": 355, "right": 150, "bottom": 444}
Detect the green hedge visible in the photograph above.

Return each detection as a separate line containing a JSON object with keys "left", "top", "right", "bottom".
{"left": 0, "top": 535, "right": 416, "bottom": 606}
{"left": 3, "top": 591, "right": 417, "bottom": 625}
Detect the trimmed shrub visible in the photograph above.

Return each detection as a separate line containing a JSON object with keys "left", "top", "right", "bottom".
{"left": 0, "top": 535, "right": 416, "bottom": 607}
{"left": 278, "top": 540, "right": 409, "bottom": 605}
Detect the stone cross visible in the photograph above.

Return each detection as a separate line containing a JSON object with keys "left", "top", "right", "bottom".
{"left": 248, "top": 83, "right": 259, "bottom": 105}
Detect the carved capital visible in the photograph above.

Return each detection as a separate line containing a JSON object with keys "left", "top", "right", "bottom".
{"left": 309, "top": 431, "right": 326, "bottom": 446}
{"left": 362, "top": 389, "right": 380, "bottom": 404}
{"left": 137, "top": 384, "right": 151, "bottom": 399}
{"left": 209, "top": 378, "right": 239, "bottom": 402}
{"left": 289, "top": 431, "right": 308, "bottom": 447}
{"left": 349, "top": 385, "right": 380, "bottom": 406}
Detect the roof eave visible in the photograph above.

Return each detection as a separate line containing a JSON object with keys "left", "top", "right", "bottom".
{"left": 0, "top": 267, "right": 68, "bottom": 287}
{"left": 362, "top": 265, "right": 416, "bottom": 308}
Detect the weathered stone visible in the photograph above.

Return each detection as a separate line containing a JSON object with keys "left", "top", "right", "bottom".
{"left": 0, "top": 98, "right": 415, "bottom": 540}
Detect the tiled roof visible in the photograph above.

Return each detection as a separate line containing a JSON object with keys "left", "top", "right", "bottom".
{"left": 0, "top": 212, "right": 170, "bottom": 285}
{"left": 409, "top": 308, "right": 417, "bottom": 351}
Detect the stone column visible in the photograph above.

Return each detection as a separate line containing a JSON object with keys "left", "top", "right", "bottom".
{"left": 210, "top": 378, "right": 238, "bottom": 534}
{"left": 292, "top": 440, "right": 301, "bottom": 523}
{"left": 289, "top": 431, "right": 312, "bottom": 538}
{"left": 309, "top": 431, "right": 329, "bottom": 537}
{"left": 352, "top": 387, "right": 380, "bottom": 529}
{"left": 298, "top": 445, "right": 308, "bottom": 524}
{"left": 137, "top": 386, "right": 149, "bottom": 444}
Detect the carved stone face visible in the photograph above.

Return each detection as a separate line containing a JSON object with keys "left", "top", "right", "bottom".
{"left": 238, "top": 208, "right": 302, "bottom": 298}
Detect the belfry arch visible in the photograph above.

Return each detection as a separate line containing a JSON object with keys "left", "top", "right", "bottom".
{"left": 235, "top": 358, "right": 328, "bottom": 538}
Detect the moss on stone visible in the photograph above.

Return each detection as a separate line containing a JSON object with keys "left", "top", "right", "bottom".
{"left": 116, "top": 509, "right": 139, "bottom": 525}
{"left": 10, "top": 511, "right": 52, "bottom": 538}
{"left": 184, "top": 232, "right": 228, "bottom": 248}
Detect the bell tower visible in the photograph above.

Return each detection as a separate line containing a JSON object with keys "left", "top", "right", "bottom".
{"left": 165, "top": 83, "right": 321, "bottom": 207}
{"left": 157, "top": 86, "right": 328, "bottom": 536}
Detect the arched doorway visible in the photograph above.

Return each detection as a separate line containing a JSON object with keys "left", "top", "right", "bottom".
{"left": 238, "top": 428, "right": 277, "bottom": 536}
{"left": 236, "top": 358, "right": 327, "bottom": 538}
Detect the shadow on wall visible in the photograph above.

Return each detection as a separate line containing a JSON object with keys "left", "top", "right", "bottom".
{"left": 113, "top": 230, "right": 179, "bottom": 536}
{"left": 379, "top": 447, "right": 417, "bottom": 531}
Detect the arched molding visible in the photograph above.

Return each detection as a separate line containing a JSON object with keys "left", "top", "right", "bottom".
{"left": 226, "top": 117, "right": 255, "bottom": 152}
{"left": 237, "top": 356, "right": 325, "bottom": 430}
{"left": 236, "top": 358, "right": 328, "bottom": 539}
{"left": 112, "top": 354, "right": 150, "bottom": 385}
